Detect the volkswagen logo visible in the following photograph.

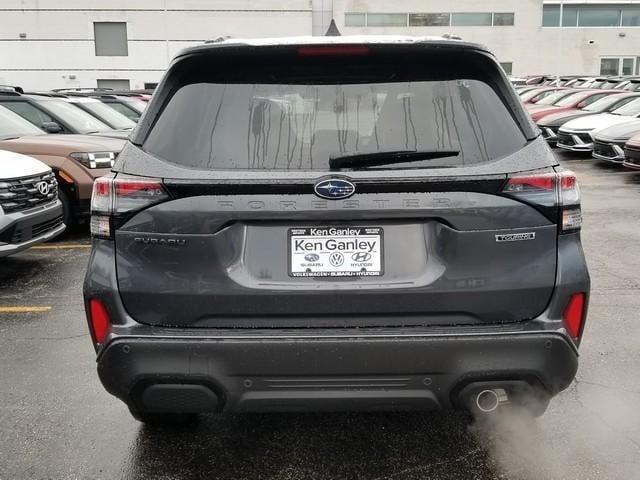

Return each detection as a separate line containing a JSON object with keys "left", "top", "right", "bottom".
{"left": 304, "top": 253, "right": 320, "bottom": 262}
{"left": 329, "top": 252, "right": 344, "bottom": 267}
{"left": 352, "top": 252, "right": 372, "bottom": 262}
{"left": 313, "top": 178, "right": 355, "bottom": 200}
{"left": 35, "top": 181, "right": 50, "bottom": 196}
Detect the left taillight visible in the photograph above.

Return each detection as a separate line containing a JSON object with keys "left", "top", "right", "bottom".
{"left": 90, "top": 175, "right": 168, "bottom": 238}
{"left": 88, "top": 298, "right": 111, "bottom": 345}
{"left": 502, "top": 169, "right": 581, "bottom": 233}
{"left": 563, "top": 293, "right": 586, "bottom": 340}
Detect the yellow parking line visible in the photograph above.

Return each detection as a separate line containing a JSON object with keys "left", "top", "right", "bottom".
{"left": 31, "top": 244, "right": 91, "bottom": 250}
{"left": 0, "top": 306, "right": 52, "bottom": 313}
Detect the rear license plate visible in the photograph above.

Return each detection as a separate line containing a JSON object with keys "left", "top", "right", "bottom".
{"left": 288, "top": 227, "right": 384, "bottom": 277}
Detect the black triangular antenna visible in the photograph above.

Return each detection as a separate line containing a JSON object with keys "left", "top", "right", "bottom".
{"left": 325, "top": 19, "right": 341, "bottom": 36}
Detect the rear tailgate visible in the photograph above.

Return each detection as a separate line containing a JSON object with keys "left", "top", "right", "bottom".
{"left": 113, "top": 41, "right": 557, "bottom": 328}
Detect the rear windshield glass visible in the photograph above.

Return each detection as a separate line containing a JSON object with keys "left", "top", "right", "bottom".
{"left": 143, "top": 52, "right": 527, "bottom": 171}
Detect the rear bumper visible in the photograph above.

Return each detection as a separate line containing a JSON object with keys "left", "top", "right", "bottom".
{"left": 85, "top": 232, "right": 589, "bottom": 414}
{"left": 97, "top": 330, "right": 578, "bottom": 414}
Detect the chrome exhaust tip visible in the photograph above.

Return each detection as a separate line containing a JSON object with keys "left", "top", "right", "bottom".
{"left": 475, "top": 388, "right": 509, "bottom": 413}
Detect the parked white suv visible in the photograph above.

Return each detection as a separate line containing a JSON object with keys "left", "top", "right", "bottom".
{"left": 0, "top": 149, "right": 65, "bottom": 257}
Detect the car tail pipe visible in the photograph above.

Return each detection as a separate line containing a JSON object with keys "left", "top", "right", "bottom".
{"left": 455, "top": 379, "right": 546, "bottom": 415}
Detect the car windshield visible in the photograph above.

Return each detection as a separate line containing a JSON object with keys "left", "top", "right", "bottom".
{"left": 144, "top": 79, "right": 527, "bottom": 171}
{"left": 536, "top": 90, "right": 573, "bottom": 105}
{"left": 38, "top": 99, "right": 112, "bottom": 133}
{"left": 0, "top": 105, "right": 44, "bottom": 139}
{"left": 520, "top": 89, "right": 549, "bottom": 102}
{"left": 124, "top": 99, "right": 147, "bottom": 114}
{"left": 80, "top": 101, "right": 136, "bottom": 129}
{"left": 583, "top": 95, "right": 630, "bottom": 112}
{"left": 554, "top": 92, "right": 592, "bottom": 107}
{"left": 611, "top": 97, "right": 640, "bottom": 116}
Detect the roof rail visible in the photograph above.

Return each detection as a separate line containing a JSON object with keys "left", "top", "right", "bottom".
{"left": 0, "top": 85, "right": 24, "bottom": 94}
{"left": 24, "top": 91, "right": 68, "bottom": 98}
{"left": 205, "top": 36, "right": 232, "bottom": 44}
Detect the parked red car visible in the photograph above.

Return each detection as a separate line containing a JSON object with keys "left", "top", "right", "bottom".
{"left": 520, "top": 87, "right": 568, "bottom": 105}
{"left": 529, "top": 90, "right": 618, "bottom": 122}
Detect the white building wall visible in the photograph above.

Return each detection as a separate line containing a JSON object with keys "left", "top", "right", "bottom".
{"left": 0, "top": 0, "right": 313, "bottom": 90}
{"left": 333, "top": 0, "right": 640, "bottom": 76}
{"left": 3, "top": 0, "right": 640, "bottom": 88}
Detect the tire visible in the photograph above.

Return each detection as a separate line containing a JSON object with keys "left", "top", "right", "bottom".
{"left": 58, "top": 189, "right": 74, "bottom": 230}
{"left": 128, "top": 408, "right": 198, "bottom": 426}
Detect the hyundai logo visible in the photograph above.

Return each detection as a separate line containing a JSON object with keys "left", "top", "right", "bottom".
{"left": 304, "top": 253, "right": 320, "bottom": 262}
{"left": 35, "top": 181, "right": 50, "bottom": 196}
{"left": 352, "top": 252, "right": 372, "bottom": 262}
{"left": 313, "top": 178, "right": 355, "bottom": 200}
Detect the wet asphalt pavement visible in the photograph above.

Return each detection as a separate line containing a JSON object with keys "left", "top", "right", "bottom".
{"left": 1, "top": 153, "right": 639, "bottom": 480}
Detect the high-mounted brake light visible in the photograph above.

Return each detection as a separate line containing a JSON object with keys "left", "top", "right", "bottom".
{"left": 563, "top": 293, "right": 586, "bottom": 340}
{"left": 88, "top": 298, "right": 110, "bottom": 345}
{"left": 503, "top": 170, "right": 581, "bottom": 233}
{"left": 297, "top": 45, "right": 370, "bottom": 56}
{"left": 90, "top": 175, "right": 168, "bottom": 238}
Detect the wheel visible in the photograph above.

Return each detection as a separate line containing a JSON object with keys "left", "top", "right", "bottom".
{"left": 58, "top": 189, "right": 74, "bottom": 230}
{"left": 128, "top": 407, "right": 198, "bottom": 426}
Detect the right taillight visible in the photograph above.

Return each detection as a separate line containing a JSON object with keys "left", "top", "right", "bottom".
{"left": 90, "top": 175, "right": 168, "bottom": 238}
{"left": 558, "top": 171, "right": 582, "bottom": 232}
{"left": 503, "top": 169, "right": 581, "bottom": 233}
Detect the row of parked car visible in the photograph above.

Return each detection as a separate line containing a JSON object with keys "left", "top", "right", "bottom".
{"left": 515, "top": 79, "right": 640, "bottom": 169}
{"left": 0, "top": 86, "right": 151, "bottom": 257}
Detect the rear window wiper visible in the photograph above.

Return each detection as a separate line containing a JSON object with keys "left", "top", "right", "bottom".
{"left": 329, "top": 150, "right": 460, "bottom": 170}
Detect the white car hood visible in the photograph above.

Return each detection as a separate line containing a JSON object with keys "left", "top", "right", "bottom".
{"left": 0, "top": 149, "right": 51, "bottom": 180}
{"left": 561, "top": 113, "right": 637, "bottom": 133}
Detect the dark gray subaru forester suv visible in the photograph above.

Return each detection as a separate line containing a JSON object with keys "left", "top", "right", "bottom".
{"left": 84, "top": 37, "right": 590, "bottom": 424}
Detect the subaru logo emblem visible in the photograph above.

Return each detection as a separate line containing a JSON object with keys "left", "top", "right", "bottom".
{"left": 35, "top": 181, "right": 50, "bottom": 196}
{"left": 304, "top": 253, "right": 320, "bottom": 262}
{"left": 313, "top": 178, "right": 355, "bottom": 200}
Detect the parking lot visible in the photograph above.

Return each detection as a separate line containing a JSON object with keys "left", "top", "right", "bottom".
{"left": 0, "top": 153, "right": 638, "bottom": 480}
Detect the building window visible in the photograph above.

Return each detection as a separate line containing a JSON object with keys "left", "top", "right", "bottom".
{"left": 350, "top": 11, "right": 514, "bottom": 28}
{"left": 578, "top": 7, "right": 621, "bottom": 27}
{"left": 344, "top": 13, "right": 366, "bottom": 27}
{"left": 366, "top": 13, "right": 407, "bottom": 27}
{"left": 451, "top": 12, "right": 492, "bottom": 26}
{"left": 94, "top": 22, "right": 128, "bottom": 56}
{"left": 409, "top": 13, "right": 450, "bottom": 26}
{"left": 97, "top": 79, "right": 131, "bottom": 90}
{"left": 622, "top": 8, "right": 640, "bottom": 26}
{"left": 544, "top": 4, "right": 640, "bottom": 27}
{"left": 600, "top": 58, "right": 620, "bottom": 76}
{"left": 493, "top": 13, "right": 515, "bottom": 26}
{"left": 599, "top": 57, "right": 639, "bottom": 76}
{"left": 499, "top": 62, "right": 513, "bottom": 75}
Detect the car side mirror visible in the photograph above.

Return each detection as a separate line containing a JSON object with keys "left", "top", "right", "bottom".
{"left": 41, "top": 121, "right": 62, "bottom": 133}
{"left": 577, "top": 101, "right": 587, "bottom": 109}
